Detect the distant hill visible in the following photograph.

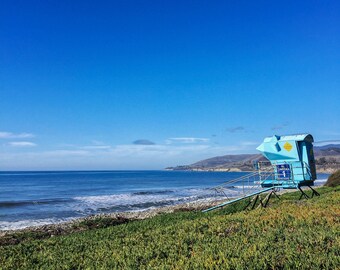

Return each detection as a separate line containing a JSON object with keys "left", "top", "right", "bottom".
{"left": 314, "top": 144, "right": 340, "bottom": 156}
{"left": 167, "top": 144, "right": 340, "bottom": 173}
{"left": 191, "top": 154, "right": 261, "bottom": 167}
{"left": 166, "top": 154, "right": 265, "bottom": 172}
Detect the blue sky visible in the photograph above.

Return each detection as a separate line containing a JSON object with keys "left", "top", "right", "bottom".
{"left": 1, "top": 1, "right": 339, "bottom": 170}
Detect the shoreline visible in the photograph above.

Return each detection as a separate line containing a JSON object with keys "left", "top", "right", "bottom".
{"left": 0, "top": 198, "right": 227, "bottom": 243}
{"left": 0, "top": 183, "right": 326, "bottom": 237}
{"left": 0, "top": 187, "right": 303, "bottom": 244}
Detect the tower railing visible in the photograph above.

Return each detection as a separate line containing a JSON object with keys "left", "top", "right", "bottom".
{"left": 257, "top": 160, "right": 314, "bottom": 188}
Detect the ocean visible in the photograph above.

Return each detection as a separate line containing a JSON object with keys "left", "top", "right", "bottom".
{"left": 0, "top": 170, "right": 329, "bottom": 230}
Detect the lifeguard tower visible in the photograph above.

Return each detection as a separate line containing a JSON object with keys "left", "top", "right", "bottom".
{"left": 203, "top": 134, "right": 320, "bottom": 212}
{"left": 256, "top": 134, "right": 317, "bottom": 189}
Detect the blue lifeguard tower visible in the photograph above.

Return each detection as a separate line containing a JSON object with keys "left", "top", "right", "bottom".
{"left": 203, "top": 134, "right": 320, "bottom": 212}
{"left": 256, "top": 134, "right": 317, "bottom": 188}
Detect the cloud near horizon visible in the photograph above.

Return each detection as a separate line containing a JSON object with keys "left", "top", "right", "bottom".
{"left": 7, "top": 141, "right": 37, "bottom": 147}
{"left": 166, "top": 137, "right": 210, "bottom": 144}
{"left": 0, "top": 140, "right": 258, "bottom": 170}
{"left": 314, "top": 140, "right": 340, "bottom": 146}
{"left": 240, "top": 141, "right": 259, "bottom": 146}
{"left": 133, "top": 139, "right": 156, "bottom": 145}
{"left": 0, "top": 131, "right": 35, "bottom": 139}
{"left": 80, "top": 145, "right": 112, "bottom": 150}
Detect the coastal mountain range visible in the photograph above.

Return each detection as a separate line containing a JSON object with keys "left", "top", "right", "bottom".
{"left": 167, "top": 144, "right": 340, "bottom": 173}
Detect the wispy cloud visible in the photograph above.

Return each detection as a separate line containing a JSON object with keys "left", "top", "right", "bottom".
{"left": 133, "top": 139, "right": 156, "bottom": 145}
{"left": 166, "top": 137, "right": 210, "bottom": 144}
{"left": 0, "top": 131, "right": 35, "bottom": 139}
{"left": 321, "top": 131, "right": 340, "bottom": 136}
{"left": 226, "top": 126, "right": 245, "bottom": 133}
{"left": 91, "top": 140, "right": 106, "bottom": 145}
{"left": 80, "top": 145, "right": 111, "bottom": 150}
{"left": 240, "top": 141, "right": 259, "bottom": 146}
{"left": 271, "top": 122, "right": 289, "bottom": 131}
{"left": 7, "top": 141, "right": 37, "bottom": 147}
{"left": 314, "top": 140, "right": 340, "bottom": 146}
{"left": 43, "top": 150, "right": 90, "bottom": 156}
{"left": 58, "top": 141, "right": 112, "bottom": 150}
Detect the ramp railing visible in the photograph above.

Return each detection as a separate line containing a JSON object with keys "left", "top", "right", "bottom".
{"left": 208, "top": 166, "right": 273, "bottom": 203}
{"left": 203, "top": 187, "right": 275, "bottom": 212}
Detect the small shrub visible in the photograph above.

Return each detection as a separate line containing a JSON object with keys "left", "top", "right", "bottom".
{"left": 75, "top": 216, "right": 129, "bottom": 229}
{"left": 325, "top": 170, "right": 340, "bottom": 187}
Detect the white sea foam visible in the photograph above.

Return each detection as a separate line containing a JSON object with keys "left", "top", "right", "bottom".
{"left": 314, "top": 179, "right": 327, "bottom": 186}
{"left": 0, "top": 217, "right": 75, "bottom": 231}
{"left": 74, "top": 193, "right": 174, "bottom": 207}
{"left": 75, "top": 192, "right": 197, "bottom": 209}
{"left": 72, "top": 187, "right": 235, "bottom": 212}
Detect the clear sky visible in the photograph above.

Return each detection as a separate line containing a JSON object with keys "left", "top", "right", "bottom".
{"left": 1, "top": 1, "right": 339, "bottom": 170}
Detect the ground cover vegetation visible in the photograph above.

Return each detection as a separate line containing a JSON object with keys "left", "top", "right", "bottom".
{"left": 0, "top": 186, "right": 339, "bottom": 269}
{"left": 325, "top": 169, "right": 340, "bottom": 187}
